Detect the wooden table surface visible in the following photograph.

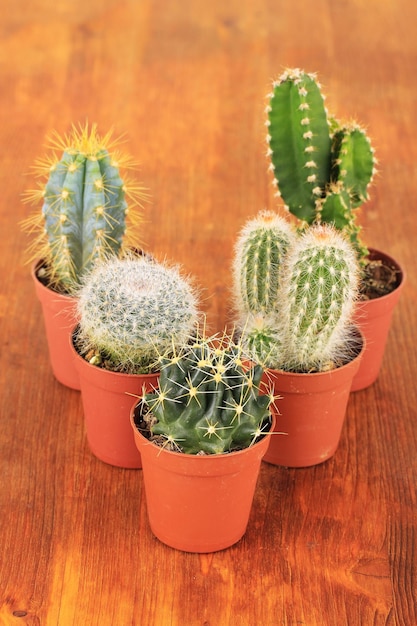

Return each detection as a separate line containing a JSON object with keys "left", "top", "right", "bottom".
{"left": 1, "top": 1, "right": 416, "bottom": 624}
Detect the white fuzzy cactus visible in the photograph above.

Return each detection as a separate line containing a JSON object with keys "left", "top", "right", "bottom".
{"left": 77, "top": 255, "right": 200, "bottom": 373}
{"left": 277, "top": 224, "right": 360, "bottom": 371}
{"left": 234, "top": 213, "right": 360, "bottom": 372}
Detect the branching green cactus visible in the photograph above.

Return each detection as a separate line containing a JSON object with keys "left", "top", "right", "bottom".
{"left": 76, "top": 255, "right": 200, "bottom": 374}
{"left": 232, "top": 210, "right": 295, "bottom": 318}
{"left": 142, "top": 332, "right": 274, "bottom": 454}
{"left": 233, "top": 212, "right": 360, "bottom": 372}
{"left": 266, "top": 69, "right": 377, "bottom": 258}
{"left": 23, "top": 123, "right": 147, "bottom": 294}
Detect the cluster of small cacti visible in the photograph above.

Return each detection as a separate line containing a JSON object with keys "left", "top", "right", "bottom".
{"left": 233, "top": 212, "right": 360, "bottom": 372}
{"left": 76, "top": 255, "right": 200, "bottom": 374}
{"left": 266, "top": 68, "right": 377, "bottom": 258}
{"left": 23, "top": 123, "right": 146, "bottom": 294}
{"left": 142, "top": 331, "right": 274, "bottom": 454}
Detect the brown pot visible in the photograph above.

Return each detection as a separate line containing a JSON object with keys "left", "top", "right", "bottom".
{"left": 262, "top": 332, "right": 364, "bottom": 468}
{"left": 351, "top": 249, "right": 405, "bottom": 391}
{"left": 71, "top": 331, "right": 159, "bottom": 468}
{"left": 32, "top": 260, "right": 80, "bottom": 390}
{"left": 131, "top": 405, "right": 275, "bottom": 553}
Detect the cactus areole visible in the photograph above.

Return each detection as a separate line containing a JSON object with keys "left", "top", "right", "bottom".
{"left": 23, "top": 123, "right": 146, "bottom": 294}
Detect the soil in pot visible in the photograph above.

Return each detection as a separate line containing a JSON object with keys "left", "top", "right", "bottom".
{"left": 352, "top": 249, "right": 405, "bottom": 391}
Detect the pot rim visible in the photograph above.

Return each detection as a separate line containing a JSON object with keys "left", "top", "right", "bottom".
{"left": 130, "top": 404, "right": 276, "bottom": 463}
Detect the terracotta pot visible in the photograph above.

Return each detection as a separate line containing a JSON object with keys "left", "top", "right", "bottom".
{"left": 71, "top": 331, "right": 159, "bottom": 468}
{"left": 32, "top": 260, "right": 80, "bottom": 390}
{"left": 262, "top": 332, "right": 364, "bottom": 468}
{"left": 131, "top": 405, "right": 275, "bottom": 553}
{"left": 351, "top": 249, "right": 405, "bottom": 391}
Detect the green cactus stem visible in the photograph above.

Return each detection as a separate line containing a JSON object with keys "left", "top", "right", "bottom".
{"left": 266, "top": 69, "right": 377, "bottom": 260}
{"left": 76, "top": 255, "right": 200, "bottom": 374}
{"left": 278, "top": 224, "right": 360, "bottom": 372}
{"left": 267, "top": 69, "right": 331, "bottom": 222}
{"left": 232, "top": 211, "right": 295, "bottom": 317}
{"left": 143, "top": 333, "right": 273, "bottom": 455}
{"left": 23, "top": 123, "right": 147, "bottom": 294}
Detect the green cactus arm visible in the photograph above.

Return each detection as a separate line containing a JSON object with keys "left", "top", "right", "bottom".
{"left": 318, "top": 185, "right": 352, "bottom": 229}
{"left": 318, "top": 187, "right": 368, "bottom": 259}
{"left": 331, "top": 125, "right": 376, "bottom": 208}
{"left": 267, "top": 69, "right": 331, "bottom": 222}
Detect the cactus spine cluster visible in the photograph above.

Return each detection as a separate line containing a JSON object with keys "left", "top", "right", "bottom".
{"left": 77, "top": 255, "right": 200, "bottom": 374}
{"left": 143, "top": 332, "right": 273, "bottom": 454}
{"left": 233, "top": 213, "right": 360, "bottom": 372}
{"left": 23, "top": 123, "right": 146, "bottom": 294}
{"left": 266, "top": 68, "right": 377, "bottom": 258}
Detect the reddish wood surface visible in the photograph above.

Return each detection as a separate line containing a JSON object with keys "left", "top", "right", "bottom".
{"left": 1, "top": 1, "right": 416, "bottom": 624}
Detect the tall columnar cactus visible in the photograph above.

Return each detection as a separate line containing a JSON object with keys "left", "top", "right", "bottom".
{"left": 233, "top": 213, "right": 360, "bottom": 372}
{"left": 142, "top": 333, "right": 273, "bottom": 454}
{"left": 277, "top": 224, "right": 360, "bottom": 372}
{"left": 266, "top": 68, "right": 377, "bottom": 258}
{"left": 232, "top": 210, "right": 295, "bottom": 317}
{"left": 23, "top": 123, "right": 146, "bottom": 294}
{"left": 77, "top": 256, "right": 200, "bottom": 374}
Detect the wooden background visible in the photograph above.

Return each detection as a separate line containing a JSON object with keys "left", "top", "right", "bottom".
{"left": 1, "top": 0, "right": 416, "bottom": 624}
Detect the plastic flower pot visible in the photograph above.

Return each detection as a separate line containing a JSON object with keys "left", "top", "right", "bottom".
{"left": 131, "top": 405, "right": 275, "bottom": 553}
{"left": 262, "top": 331, "right": 365, "bottom": 468}
{"left": 351, "top": 249, "right": 405, "bottom": 391}
{"left": 32, "top": 259, "right": 80, "bottom": 390}
{"left": 71, "top": 330, "right": 159, "bottom": 468}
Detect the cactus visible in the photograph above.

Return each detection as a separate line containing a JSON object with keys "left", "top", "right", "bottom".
{"left": 277, "top": 224, "right": 359, "bottom": 372}
{"left": 266, "top": 69, "right": 377, "bottom": 258}
{"left": 233, "top": 213, "right": 360, "bottom": 372}
{"left": 232, "top": 210, "right": 295, "bottom": 318}
{"left": 142, "top": 332, "right": 274, "bottom": 454}
{"left": 23, "top": 123, "right": 146, "bottom": 294}
{"left": 76, "top": 255, "right": 200, "bottom": 374}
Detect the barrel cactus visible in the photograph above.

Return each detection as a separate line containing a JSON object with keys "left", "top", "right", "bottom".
{"left": 233, "top": 212, "right": 360, "bottom": 372}
{"left": 76, "top": 255, "right": 200, "bottom": 374}
{"left": 266, "top": 68, "right": 377, "bottom": 258}
{"left": 142, "top": 332, "right": 274, "bottom": 454}
{"left": 23, "top": 123, "right": 146, "bottom": 294}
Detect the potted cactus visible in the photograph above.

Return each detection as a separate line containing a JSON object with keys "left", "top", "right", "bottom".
{"left": 22, "top": 123, "right": 146, "bottom": 389}
{"left": 71, "top": 254, "right": 200, "bottom": 468}
{"left": 130, "top": 330, "right": 275, "bottom": 552}
{"left": 233, "top": 212, "right": 365, "bottom": 467}
{"left": 264, "top": 68, "right": 404, "bottom": 390}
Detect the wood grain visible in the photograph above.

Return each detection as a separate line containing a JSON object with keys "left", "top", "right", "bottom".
{"left": 1, "top": 0, "right": 416, "bottom": 624}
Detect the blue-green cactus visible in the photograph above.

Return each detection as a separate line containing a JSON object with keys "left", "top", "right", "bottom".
{"left": 266, "top": 69, "right": 377, "bottom": 258}
{"left": 142, "top": 333, "right": 274, "bottom": 454}
{"left": 23, "top": 123, "right": 146, "bottom": 293}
